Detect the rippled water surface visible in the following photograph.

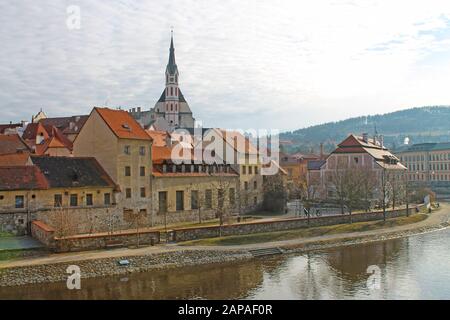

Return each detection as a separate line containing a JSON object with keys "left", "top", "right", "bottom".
{"left": 1, "top": 228, "right": 450, "bottom": 299}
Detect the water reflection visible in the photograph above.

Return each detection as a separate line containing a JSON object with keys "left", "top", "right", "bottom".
{"left": 0, "top": 229, "right": 449, "bottom": 300}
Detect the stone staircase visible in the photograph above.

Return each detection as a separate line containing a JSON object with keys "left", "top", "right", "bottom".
{"left": 248, "top": 247, "right": 283, "bottom": 257}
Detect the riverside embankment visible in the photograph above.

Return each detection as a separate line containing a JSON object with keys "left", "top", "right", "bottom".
{"left": 0, "top": 205, "right": 449, "bottom": 288}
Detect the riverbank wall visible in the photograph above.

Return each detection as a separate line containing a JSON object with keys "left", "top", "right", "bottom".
{"left": 171, "top": 206, "right": 421, "bottom": 242}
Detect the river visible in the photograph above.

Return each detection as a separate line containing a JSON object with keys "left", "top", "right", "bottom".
{"left": 1, "top": 228, "right": 449, "bottom": 299}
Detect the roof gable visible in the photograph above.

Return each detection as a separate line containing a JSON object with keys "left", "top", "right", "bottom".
{"left": 94, "top": 107, "right": 151, "bottom": 141}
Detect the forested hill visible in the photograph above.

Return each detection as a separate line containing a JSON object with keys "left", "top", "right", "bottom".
{"left": 280, "top": 106, "right": 450, "bottom": 154}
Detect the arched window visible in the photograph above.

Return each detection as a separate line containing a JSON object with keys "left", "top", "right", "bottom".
{"left": 170, "top": 87, "right": 173, "bottom": 96}
{"left": 171, "top": 104, "right": 173, "bottom": 111}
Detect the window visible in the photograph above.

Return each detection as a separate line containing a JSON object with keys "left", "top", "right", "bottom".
{"left": 70, "top": 194, "right": 78, "bottom": 207}
{"left": 229, "top": 188, "right": 235, "bottom": 206}
{"left": 140, "top": 166, "right": 146, "bottom": 177}
{"left": 124, "top": 145, "right": 131, "bottom": 155}
{"left": 140, "top": 187, "right": 146, "bottom": 198}
{"left": 244, "top": 181, "right": 249, "bottom": 190}
{"left": 249, "top": 166, "right": 253, "bottom": 174}
{"left": 255, "top": 166, "right": 258, "bottom": 174}
{"left": 104, "top": 193, "right": 111, "bottom": 205}
{"left": 191, "top": 190, "right": 199, "bottom": 210}
{"left": 242, "top": 166, "right": 246, "bottom": 174}
{"left": 176, "top": 191, "right": 184, "bottom": 211}
{"left": 254, "top": 181, "right": 258, "bottom": 190}
{"left": 86, "top": 194, "right": 93, "bottom": 206}
{"left": 15, "top": 195, "right": 24, "bottom": 209}
{"left": 126, "top": 188, "right": 132, "bottom": 199}
{"left": 205, "top": 189, "right": 212, "bottom": 209}
{"left": 158, "top": 191, "right": 168, "bottom": 214}
{"left": 354, "top": 157, "right": 359, "bottom": 164}
{"left": 54, "top": 194, "right": 62, "bottom": 207}
{"left": 254, "top": 196, "right": 258, "bottom": 205}
{"left": 218, "top": 189, "right": 224, "bottom": 209}
{"left": 139, "top": 146, "right": 146, "bottom": 156}
{"left": 125, "top": 166, "right": 131, "bottom": 176}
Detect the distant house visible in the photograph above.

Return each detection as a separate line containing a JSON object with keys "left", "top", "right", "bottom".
{"left": 22, "top": 122, "right": 73, "bottom": 156}
{"left": 0, "top": 156, "right": 117, "bottom": 235}
{"left": 280, "top": 152, "right": 320, "bottom": 192}
{"left": 30, "top": 109, "right": 89, "bottom": 142}
{"left": 310, "top": 134, "right": 406, "bottom": 201}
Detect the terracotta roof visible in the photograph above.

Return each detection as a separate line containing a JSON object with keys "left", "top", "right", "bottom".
{"left": 0, "top": 134, "right": 30, "bottom": 155}
{"left": 0, "top": 166, "right": 49, "bottom": 191}
{"left": 95, "top": 107, "right": 151, "bottom": 141}
{"left": 146, "top": 130, "right": 168, "bottom": 147}
{"left": 23, "top": 123, "right": 73, "bottom": 155}
{"left": 22, "top": 123, "right": 49, "bottom": 141}
{"left": 338, "top": 134, "right": 384, "bottom": 150}
{"left": 152, "top": 145, "right": 193, "bottom": 164}
{"left": 0, "top": 153, "right": 31, "bottom": 167}
{"left": 30, "top": 156, "right": 117, "bottom": 189}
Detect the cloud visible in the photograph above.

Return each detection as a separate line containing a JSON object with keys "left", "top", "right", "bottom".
{"left": 1, "top": 0, "right": 450, "bottom": 130}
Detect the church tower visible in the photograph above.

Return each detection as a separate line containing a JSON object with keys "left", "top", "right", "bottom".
{"left": 136, "top": 31, "right": 195, "bottom": 132}
{"left": 164, "top": 32, "right": 180, "bottom": 127}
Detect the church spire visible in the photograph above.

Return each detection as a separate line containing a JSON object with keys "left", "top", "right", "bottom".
{"left": 166, "top": 30, "right": 178, "bottom": 75}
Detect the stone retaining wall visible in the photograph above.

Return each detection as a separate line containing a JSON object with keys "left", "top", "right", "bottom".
{"left": 31, "top": 220, "right": 160, "bottom": 253}
{"left": 54, "top": 230, "right": 161, "bottom": 253}
{"left": 171, "top": 206, "right": 421, "bottom": 242}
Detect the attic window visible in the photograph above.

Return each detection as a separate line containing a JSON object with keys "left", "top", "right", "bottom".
{"left": 122, "top": 123, "right": 131, "bottom": 130}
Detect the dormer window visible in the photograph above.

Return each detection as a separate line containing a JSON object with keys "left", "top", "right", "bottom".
{"left": 122, "top": 123, "right": 130, "bottom": 131}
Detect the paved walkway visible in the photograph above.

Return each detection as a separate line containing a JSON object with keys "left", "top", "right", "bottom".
{"left": 1, "top": 204, "right": 449, "bottom": 269}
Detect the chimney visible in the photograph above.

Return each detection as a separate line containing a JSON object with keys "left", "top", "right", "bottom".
{"left": 320, "top": 143, "right": 324, "bottom": 160}
{"left": 362, "top": 133, "right": 369, "bottom": 143}
{"left": 137, "top": 107, "right": 141, "bottom": 113}
{"left": 380, "top": 135, "right": 384, "bottom": 148}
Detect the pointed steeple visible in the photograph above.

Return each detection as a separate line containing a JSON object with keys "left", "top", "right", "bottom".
{"left": 166, "top": 31, "right": 178, "bottom": 75}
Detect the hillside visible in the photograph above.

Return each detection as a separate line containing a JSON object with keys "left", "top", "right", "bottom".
{"left": 280, "top": 106, "right": 450, "bottom": 154}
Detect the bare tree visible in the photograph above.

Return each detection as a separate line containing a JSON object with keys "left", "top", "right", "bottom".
{"left": 129, "top": 209, "right": 148, "bottom": 248}
{"left": 47, "top": 207, "right": 78, "bottom": 251}
{"left": 212, "top": 168, "right": 238, "bottom": 236}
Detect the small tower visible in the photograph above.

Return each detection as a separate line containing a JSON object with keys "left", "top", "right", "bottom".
{"left": 164, "top": 31, "right": 180, "bottom": 128}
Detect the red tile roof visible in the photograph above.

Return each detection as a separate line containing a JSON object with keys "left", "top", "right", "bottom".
{"left": 0, "top": 166, "right": 49, "bottom": 191}
{"left": 0, "top": 134, "right": 30, "bottom": 155}
{"left": 0, "top": 153, "right": 31, "bottom": 167}
{"left": 95, "top": 107, "right": 152, "bottom": 141}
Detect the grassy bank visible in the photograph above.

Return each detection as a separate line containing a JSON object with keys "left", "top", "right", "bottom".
{"left": 179, "top": 213, "right": 428, "bottom": 246}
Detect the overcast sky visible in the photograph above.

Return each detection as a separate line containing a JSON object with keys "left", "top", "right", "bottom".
{"left": 1, "top": 0, "right": 450, "bottom": 131}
